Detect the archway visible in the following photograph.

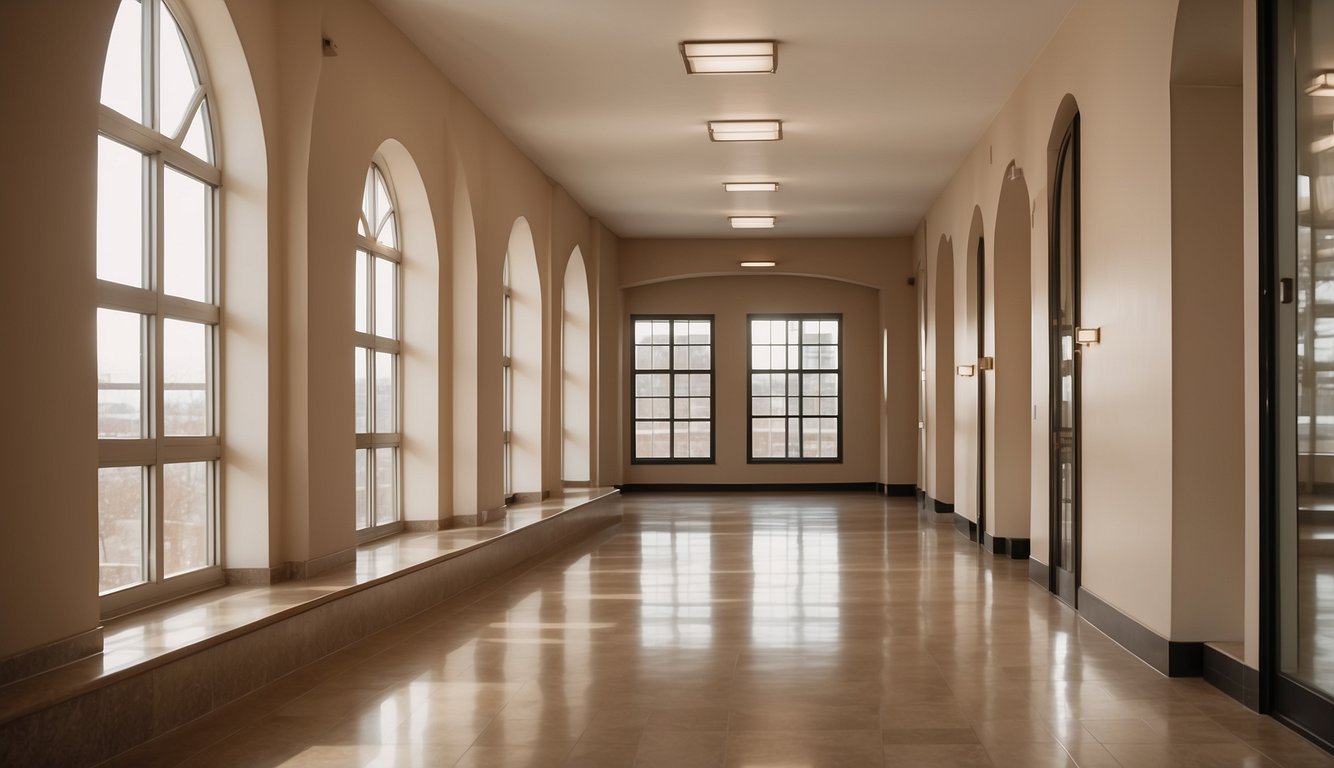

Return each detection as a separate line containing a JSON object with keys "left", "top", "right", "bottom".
{"left": 956, "top": 208, "right": 985, "bottom": 537}
{"left": 562, "top": 247, "right": 591, "bottom": 484}
{"left": 991, "top": 162, "right": 1032, "bottom": 554}
{"left": 451, "top": 169, "right": 480, "bottom": 522}
{"left": 930, "top": 236, "right": 954, "bottom": 507}
{"left": 505, "top": 217, "right": 543, "bottom": 498}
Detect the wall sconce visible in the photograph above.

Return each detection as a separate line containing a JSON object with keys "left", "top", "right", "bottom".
{"left": 977, "top": 356, "right": 994, "bottom": 371}
{"left": 957, "top": 365, "right": 975, "bottom": 377}
{"left": 1076, "top": 327, "right": 1101, "bottom": 345}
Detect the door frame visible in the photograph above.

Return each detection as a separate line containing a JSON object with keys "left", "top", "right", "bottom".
{"left": 1048, "top": 113, "right": 1081, "bottom": 607}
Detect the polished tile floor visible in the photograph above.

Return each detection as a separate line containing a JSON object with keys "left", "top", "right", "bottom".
{"left": 103, "top": 493, "right": 1334, "bottom": 767}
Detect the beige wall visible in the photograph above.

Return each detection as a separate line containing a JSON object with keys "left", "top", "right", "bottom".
{"left": 0, "top": 0, "right": 621, "bottom": 661}
{"left": 623, "top": 276, "right": 879, "bottom": 484}
{"left": 922, "top": 0, "right": 1180, "bottom": 637}
{"left": 619, "top": 238, "right": 917, "bottom": 486}
{"left": 918, "top": 0, "right": 1255, "bottom": 649}
{"left": 0, "top": 0, "right": 110, "bottom": 660}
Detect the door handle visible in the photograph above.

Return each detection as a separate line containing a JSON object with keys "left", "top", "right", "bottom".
{"left": 1280, "top": 278, "right": 1294, "bottom": 305}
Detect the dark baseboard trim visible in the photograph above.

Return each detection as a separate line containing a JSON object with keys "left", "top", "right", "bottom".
{"left": 1203, "top": 645, "right": 1260, "bottom": 711}
{"left": 876, "top": 483, "right": 916, "bottom": 497}
{"left": 953, "top": 512, "right": 978, "bottom": 542}
{"left": 618, "top": 482, "right": 879, "bottom": 493}
{"left": 1029, "top": 558, "right": 1050, "bottom": 587}
{"left": 1078, "top": 587, "right": 1203, "bottom": 677}
{"left": 981, "top": 534, "right": 1031, "bottom": 559}
{"left": 1272, "top": 676, "right": 1334, "bottom": 755}
{"left": 928, "top": 497, "right": 954, "bottom": 514}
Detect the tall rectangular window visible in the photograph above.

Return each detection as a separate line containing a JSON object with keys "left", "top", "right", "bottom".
{"left": 631, "top": 316, "right": 714, "bottom": 463}
{"left": 748, "top": 315, "right": 842, "bottom": 462}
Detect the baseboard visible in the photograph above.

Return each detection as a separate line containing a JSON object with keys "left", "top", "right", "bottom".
{"left": 1029, "top": 558, "right": 1050, "bottom": 587}
{"left": 915, "top": 487, "right": 926, "bottom": 501}
{"left": 0, "top": 627, "right": 103, "bottom": 686}
{"left": 1077, "top": 587, "right": 1203, "bottom": 677}
{"left": 1202, "top": 644, "right": 1260, "bottom": 711}
{"left": 287, "top": 547, "right": 356, "bottom": 581}
{"left": 403, "top": 520, "right": 448, "bottom": 533}
{"left": 512, "top": 490, "right": 550, "bottom": 503}
{"left": 929, "top": 497, "right": 954, "bottom": 514}
{"left": 953, "top": 512, "right": 978, "bottom": 541}
{"left": 981, "top": 534, "right": 1031, "bottom": 559}
{"left": 224, "top": 564, "right": 293, "bottom": 586}
{"left": 876, "top": 483, "right": 916, "bottom": 497}
{"left": 618, "top": 482, "right": 879, "bottom": 493}
{"left": 563, "top": 480, "right": 593, "bottom": 488}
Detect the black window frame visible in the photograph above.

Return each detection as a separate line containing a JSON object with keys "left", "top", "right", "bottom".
{"left": 629, "top": 314, "right": 716, "bottom": 464}
{"left": 746, "top": 313, "right": 844, "bottom": 464}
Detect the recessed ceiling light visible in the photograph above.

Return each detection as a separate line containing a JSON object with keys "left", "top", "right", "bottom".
{"left": 1307, "top": 73, "right": 1334, "bottom": 96}
{"left": 708, "top": 120, "right": 783, "bottom": 142}
{"left": 730, "top": 216, "right": 775, "bottom": 229}
{"left": 724, "top": 182, "right": 779, "bottom": 192}
{"left": 680, "top": 40, "right": 777, "bottom": 75}
{"left": 739, "top": 261, "right": 777, "bottom": 268}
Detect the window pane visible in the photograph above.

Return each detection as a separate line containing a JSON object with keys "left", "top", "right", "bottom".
{"left": 355, "top": 448, "right": 369, "bottom": 529}
{"left": 689, "top": 422, "right": 711, "bottom": 458}
{"left": 163, "top": 319, "right": 210, "bottom": 436}
{"left": 354, "top": 347, "right": 368, "bottom": 433}
{"left": 99, "top": 466, "right": 145, "bottom": 593}
{"left": 100, "top": 0, "right": 142, "bottom": 123}
{"left": 180, "top": 99, "right": 211, "bottom": 162}
{"left": 375, "top": 257, "right": 396, "bottom": 339}
{"left": 375, "top": 448, "right": 396, "bottom": 525}
{"left": 690, "top": 374, "right": 710, "bottom": 396}
{"left": 97, "top": 308, "right": 144, "bottom": 438}
{"left": 689, "top": 321, "right": 711, "bottom": 344}
{"left": 163, "top": 461, "right": 210, "bottom": 577}
{"left": 689, "top": 346, "right": 709, "bottom": 370}
{"left": 380, "top": 213, "right": 398, "bottom": 250}
{"left": 752, "top": 319, "right": 770, "bottom": 344}
{"left": 159, "top": 3, "right": 198, "bottom": 135}
{"left": 375, "top": 351, "right": 396, "bottom": 433}
{"left": 163, "top": 166, "right": 209, "bottom": 302}
{"left": 355, "top": 251, "right": 369, "bottom": 334}
{"left": 673, "top": 422, "right": 689, "bottom": 458}
{"left": 634, "top": 320, "right": 653, "bottom": 344}
{"left": 97, "top": 137, "right": 145, "bottom": 287}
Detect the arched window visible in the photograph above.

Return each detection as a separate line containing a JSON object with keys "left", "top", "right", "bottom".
{"left": 354, "top": 163, "right": 402, "bottom": 540}
{"left": 97, "top": 0, "right": 221, "bottom": 611}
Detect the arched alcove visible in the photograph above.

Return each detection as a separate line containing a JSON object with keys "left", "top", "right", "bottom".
{"left": 373, "top": 140, "right": 440, "bottom": 531}
{"left": 956, "top": 208, "right": 985, "bottom": 530}
{"left": 562, "top": 247, "right": 591, "bottom": 484}
{"left": 1169, "top": 0, "right": 1246, "bottom": 644}
{"left": 451, "top": 170, "right": 480, "bottom": 523}
{"left": 505, "top": 217, "right": 543, "bottom": 498}
{"left": 931, "top": 235, "right": 955, "bottom": 504}
{"left": 991, "top": 162, "right": 1032, "bottom": 544}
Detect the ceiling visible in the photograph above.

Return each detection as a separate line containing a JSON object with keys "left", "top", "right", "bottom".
{"left": 368, "top": 0, "right": 1078, "bottom": 238}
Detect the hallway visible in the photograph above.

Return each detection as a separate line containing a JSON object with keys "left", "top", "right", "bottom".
{"left": 99, "top": 494, "right": 1333, "bottom": 767}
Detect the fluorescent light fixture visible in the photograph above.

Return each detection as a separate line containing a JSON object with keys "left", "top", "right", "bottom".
{"left": 729, "top": 216, "right": 775, "bottom": 229}
{"left": 1307, "top": 73, "right": 1334, "bottom": 96}
{"left": 739, "top": 261, "right": 777, "bottom": 268}
{"left": 708, "top": 120, "right": 782, "bottom": 142}
{"left": 724, "top": 182, "right": 779, "bottom": 192}
{"left": 680, "top": 40, "right": 776, "bottom": 74}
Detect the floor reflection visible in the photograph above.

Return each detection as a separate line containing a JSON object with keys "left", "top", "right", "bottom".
{"left": 104, "top": 493, "right": 1334, "bottom": 768}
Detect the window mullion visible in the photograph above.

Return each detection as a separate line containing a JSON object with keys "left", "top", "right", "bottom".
{"left": 151, "top": 148, "right": 166, "bottom": 587}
